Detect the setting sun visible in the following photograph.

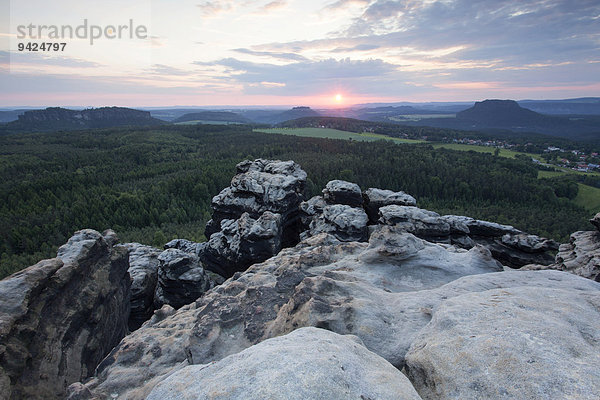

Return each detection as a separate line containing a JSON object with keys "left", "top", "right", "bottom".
{"left": 335, "top": 94, "right": 343, "bottom": 103}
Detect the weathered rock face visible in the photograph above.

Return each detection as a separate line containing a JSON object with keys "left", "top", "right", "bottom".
{"left": 119, "top": 243, "right": 161, "bottom": 330}
{"left": 522, "top": 215, "right": 600, "bottom": 281}
{"left": 524, "top": 230, "right": 600, "bottom": 281}
{"left": 164, "top": 238, "right": 203, "bottom": 256}
{"left": 363, "top": 187, "right": 417, "bottom": 222}
{"left": 307, "top": 204, "right": 369, "bottom": 242}
{"left": 590, "top": 212, "right": 600, "bottom": 231}
{"left": 147, "top": 327, "right": 423, "bottom": 400}
{"left": 200, "top": 211, "right": 283, "bottom": 278}
{"left": 73, "top": 227, "right": 507, "bottom": 399}
{"left": 0, "top": 229, "right": 130, "bottom": 400}
{"left": 322, "top": 179, "right": 363, "bottom": 207}
{"left": 205, "top": 159, "right": 306, "bottom": 246}
{"left": 299, "top": 195, "right": 326, "bottom": 230}
{"left": 378, "top": 205, "right": 558, "bottom": 267}
{"left": 405, "top": 286, "right": 600, "bottom": 400}
{"left": 154, "top": 248, "right": 214, "bottom": 309}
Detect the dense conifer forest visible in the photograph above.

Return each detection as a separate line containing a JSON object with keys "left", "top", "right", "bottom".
{"left": 0, "top": 124, "right": 594, "bottom": 278}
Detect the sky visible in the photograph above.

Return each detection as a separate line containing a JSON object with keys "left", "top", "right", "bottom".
{"left": 0, "top": 0, "right": 599, "bottom": 107}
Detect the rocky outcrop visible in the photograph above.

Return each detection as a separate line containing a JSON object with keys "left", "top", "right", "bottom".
{"left": 147, "top": 327, "right": 423, "bottom": 400}
{"left": 0, "top": 229, "right": 130, "bottom": 400}
{"left": 164, "top": 238, "right": 203, "bottom": 255}
{"left": 307, "top": 204, "right": 368, "bottom": 242}
{"left": 120, "top": 243, "right": 161, "bottom": 330}
{"left": 591, "top": 212, "right": 600, "bottom": 230}
{"left": 200, "top": 211, "right": 283, "bottom": 278}
{"left": 522, "top": 214, "right": 600, "bottom": 281}
{"left": 154, "top": 249, "right": 214, "bottom": 309}
{"left": 378, "top": 205, "right": 558, "bottom": 267}
{"left": 205, "top": 159, "right": 306, "bottom": 246}
{"left": 322, "top": 180, "right": 363, "bottom": 207}
{"left": 73, "top": 227, "right": 507, "bottom": 399}
{"left": 405, "top": 286, "right": 600, "bottom": 399}
{"left": 363, "top": 187, "right": 417, "bottom": 222}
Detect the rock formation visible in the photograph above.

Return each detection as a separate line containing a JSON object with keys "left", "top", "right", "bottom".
{"left": 0, "top": 229, "right": 130, "bottom": 399}
{"left": 204, "top": 159, "right": 306, "bottom": 246}
{"left": 2, "top": 159, "right": 599, "bottom": 400}
{"left": 322, "top": 179, "right": 363, "bottom": 207}
{"left": 522, "top": 212, "right": 600, "bottom": 281}
{"left": 154, "top": 248, "right": 215, "bottom": 309}
{"left": 120, "top": 243, "right": 161, "bottom": 330}
{"left": 200, "top": 211, "right": 283, "bottom": 278}
{"left": 363, "top": 187, "right": 417, "bottom": 222}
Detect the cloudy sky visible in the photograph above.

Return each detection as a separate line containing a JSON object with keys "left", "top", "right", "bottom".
{"left": 1, "top": 0, "right": 599, "bottom": 107}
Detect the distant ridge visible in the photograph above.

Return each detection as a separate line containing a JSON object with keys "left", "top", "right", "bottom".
{"left": 456, "top": 99, "right": 548, "bottom": 126}
{"left": 173, "top": 111, "right": 251, "bottom": 124}
{"left": 4, "top": 107, "right": 164, "bottom": 132}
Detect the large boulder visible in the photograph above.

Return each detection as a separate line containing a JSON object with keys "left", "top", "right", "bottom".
{"left": 405, "top": 286, "right": 600, "bottom": 399}
{"left": 363, "top": 187, "right": 417, "bottom": 222}
{"left": 119, "top": 243, "right": 161, "bottom": 330}
{"left": 200, "top": 211, "right": 283, "bottom": 278}
{"left": 0, "top": 229, "right": 130, "bottom": 399}
{"left": 147, "top": 327, "right": 423, "bottom": 400}
{"left": 307, "top": 204, "right": 369, "bottom": 242}
{"left": 322, "top": 180, "right": 363, "bottom": 207}
{"left": 154, "top": 248, "right": 214, "bottom": 309}
{"left": 206, "top": 159, "right": 306, "bottom": 246}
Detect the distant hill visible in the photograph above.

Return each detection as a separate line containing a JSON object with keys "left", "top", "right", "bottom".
{"left": 456, "top": 100, "right": 549, "bottom": 126}
{"left": 398, "top": 100, "right": 600, "bottom": 141}
{"left": 173, "top": 111, "right": 251, "bottom": 124}
{"left": 3, "top": 107, "right": 164, "bottom": 133}
{"left": 518, "top": 98, "right": 600, "bottom": 115}
{"left": 0, "top": 110, "right": 27, "bottom": 123}
{"left": 245, "top": 106, "right": 321, "bottom": 125}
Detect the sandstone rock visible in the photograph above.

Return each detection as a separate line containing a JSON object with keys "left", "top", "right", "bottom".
{"left": 405, "top": 286, "right": 600, "bottom": 400}
{"left": 363, "top": 187, "right": 416, "bottom": 222}
{"left": 75, "top": 228, "right": 510, "bottom": 399}
{"left": 299, "top": 195, "right": 326, "bottom": 229}
{"left": 119, "top": 243, "right": 161, "bottom": 330}
{"left": 308, "top": 204, "right": 369, "bottom": 242}
{"left": 0, "top": 229, "right": 130, "bottom": 399}
{"left": 147, "top": 327, "right": 423, "bottom": 400}
{"left": 164, "top": 238, "right": 203, "bottom": 255}
{"left": 500, "top": 233, "right": 559, "bottom": 253}
{"left": 444, "top": 215, "right": 520, "bottom": 237}
{"left": 591, "top": 212, "right": 600, "bottom": 231}
{"left": 322, "top": 180, "right": 363, "bottom": 207}
{"left": 379, "top": 206, "right": 468, "bottom": 237}
{"left": 524, "top": 230, "right": 600, "bottom": 281}
{"left": 206, "top": 159, "right": 306, "bottom": 245}
{"left": 154, "top": 248, "right": 213, "bottom": 309}
{"left": 380, "top": 207, "right": 555, "bottom": 267}
{"left": 200, "top": 211, "right": 283, "bottom": 278}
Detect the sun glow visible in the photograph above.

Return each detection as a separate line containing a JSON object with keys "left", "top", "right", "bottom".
{"left": 335, "top": 93, "right": 343, "bottom": 103}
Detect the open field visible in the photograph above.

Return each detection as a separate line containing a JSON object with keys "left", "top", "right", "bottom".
{"left": 254, "top": 128, "right": 425, "bottom": 144}
{"left": 574, "top": 184, "right": 600, "bottom": 214}
{"left": 431, "top": 143, "right": 539, "bottom": 159}
{"left": 175, "top": 120, "right": 242, "bottom": 125}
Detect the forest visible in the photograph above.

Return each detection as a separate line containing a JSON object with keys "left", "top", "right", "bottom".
{"left": 0, "top": 124, "right": 595, "bottom": 278}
